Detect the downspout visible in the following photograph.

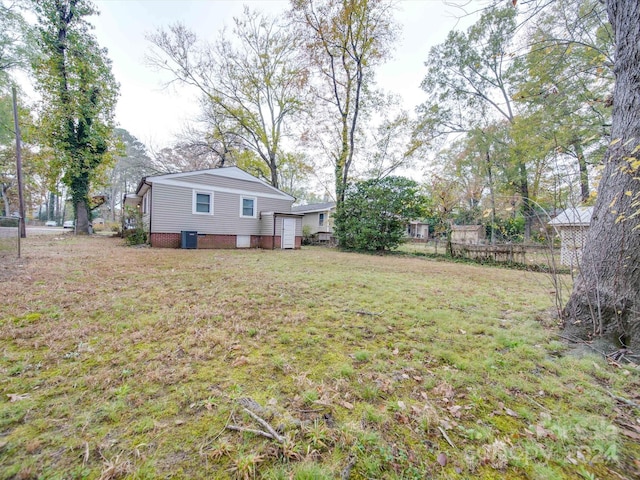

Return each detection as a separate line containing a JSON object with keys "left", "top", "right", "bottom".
{"left": 273, "top": 214, "right": 276, "bottom": 250}
{"left": 141, "top": 179, "right": 152, "bottom": 245}
{"left": 148, "top": 182, "right": 152, "bottom": 244}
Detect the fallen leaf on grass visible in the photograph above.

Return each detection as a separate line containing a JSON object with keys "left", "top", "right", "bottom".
{"left": 397, "top": 401, "right": 406, "bottom": 410}
{"left": 395, "top": 413, "right": 410, "bottom": 424}
{"left": 448, "top": 405, "right": 462, "bottom": 418}
{"left": 532, "top": 424, "right": 557, "bottom": 440}
{"left": 437, "top": 452, "right": 447, "bottom": 466}
{"left": 7, "top": 393, "right": 29, "bottom": 402}
{"left": 620, "top": 428, "right": 640, "bottom": 441}
{"left": 340, "top": 401, "right": 354, "bottom": 410}
{"left": 232, "top": 356, "right": 248, "bottom": 367}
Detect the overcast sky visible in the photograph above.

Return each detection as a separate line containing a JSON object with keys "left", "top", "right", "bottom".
{"left": 90, "top": 0, "right": 477, "bottom": 150}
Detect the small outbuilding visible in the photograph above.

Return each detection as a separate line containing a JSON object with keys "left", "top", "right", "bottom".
{"left": 548, "top": 206, "right": 593, "bottom": 267}
{"left": 407, "top": 220, "right": 430, "bottom": 240}
{"left": 451, "top": 224, "right": 485, "bottom": 245}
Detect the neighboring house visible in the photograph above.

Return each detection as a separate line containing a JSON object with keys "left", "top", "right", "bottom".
{"left": 291, "top": 201, "right": 336, "bottom": 242}
{"left": 548, "top": 206, "right": 593, "bottom": 267}
{"left": 451, "top": 224, "right": 485, "bottom": 245}
{"left": 123, "top": 167, "right": 302, "bottom": 249}
{"left": 407, "top": 220, "right": 430, "bottom": 240}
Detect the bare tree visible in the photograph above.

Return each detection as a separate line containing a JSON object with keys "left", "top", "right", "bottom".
{"left": 146, "top": 8, "right": 309, "bottom": 188}
{"left": 290, "top": 0, "right": 397, "bottom": 205}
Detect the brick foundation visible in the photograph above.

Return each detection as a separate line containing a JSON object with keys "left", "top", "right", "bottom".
{"left": 197, "top": 234, "right": 236, "bottom": 249}
{"left": 150, "top": 233, "right": 181, "bottom": 248}
{"left": 150, "top": 233, "right": 302, "bottom": 249}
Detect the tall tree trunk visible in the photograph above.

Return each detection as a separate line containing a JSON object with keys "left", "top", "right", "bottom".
{"left": 1, "top": 183, "right": 10, "bottom": 216}
{"left": 48, "top": 192, "right": 55, "bottom": 221}
{"left": 72, "top": 170, "right": 92, "bottom": 234}
{"left": 563, "top": 0, "right": 640, "bottom": 349}
{"left": 487, "top": 152, "right": 497, "bottom": 245}
{"left": 572, "top": 140, "right": 590, "bottom": 203}
{"left": 518, "top": 162, "right": 533, "bottom": 242}
{"left": 75, "top": 198, "right": 90, "bottom": 234}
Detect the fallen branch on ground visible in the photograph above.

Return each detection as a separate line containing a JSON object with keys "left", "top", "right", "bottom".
{"left": 341, "top": 454, "right": 357, "bottom": 480}
{"left": 606, "top": 390, "right": 640, "bottom": 410}
{"left": 438, "top": 426, "right": 456, "bottom": 449}
{"left": 344, "top": 309, "right": 385, "bottom": 316}
{"left": 225, "top": 399, "right": 285, "bottom": 443}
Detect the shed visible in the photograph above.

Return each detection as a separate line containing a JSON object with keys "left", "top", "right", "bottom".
{"left": 407, "top": 220, "right": 430, "bottom": 240}
{"left": 451, "top": 224, "right": 485, "bottom": 245}
{"left": 548, "top": 206, "right": 593, "bottom": 267}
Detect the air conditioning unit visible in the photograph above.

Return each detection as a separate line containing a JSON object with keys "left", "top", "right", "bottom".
{"left": 181, "top": 231, "right": 197, "bottom": 249}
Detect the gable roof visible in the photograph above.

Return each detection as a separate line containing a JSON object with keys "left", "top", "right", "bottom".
{"left": 291, "top": 202, "right": 336, "bottom": 214}
{"left": 548, "top": 206, "right": 593, "bottom": 227}
{"left": 135, "top": 167, "right": 294, "bottom": 201}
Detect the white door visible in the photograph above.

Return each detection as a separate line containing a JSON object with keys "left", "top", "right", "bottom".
{"left": 282, "top": 217, "right": 296, "bottom": 249}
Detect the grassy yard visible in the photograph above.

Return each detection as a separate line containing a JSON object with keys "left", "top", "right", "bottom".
{"left": 1, "top": 235, "right": 638, "bottom": 479}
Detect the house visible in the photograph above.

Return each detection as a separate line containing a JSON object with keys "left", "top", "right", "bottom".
{"left": 123, "top": 167, "right": 302, "bottom": 249}
{"left": 291, "top": 201, "right": 336, "bottom": 242}
{"left": 451, "top": 224, "right": 485, "bottom": 245}
{"left": 548, "top": 206, "right": 593, "bottom": 267}
{"left": 407, "top": 220, "right": 430, "bottom": 240}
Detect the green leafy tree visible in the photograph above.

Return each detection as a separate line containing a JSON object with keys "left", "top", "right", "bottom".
{"left": 0, "top": 0, "right": 31, "bottom": 81}
{"left": 515, "top": 0, "right": 613, "bottom": 203}
{"left": 290, "top": 0, "right": 397, "bottom": 205}
{"left": 334, "top": 176, "right": 426, "bottom": 251}
{"left": 31, "top": 0, "right": 118, "bottom": 234}
{"left": 415, "top": 7, "right": 538, "bottom": 239}
{"left": 147, "top": 8, "right": 309, "bottom": 188}
{"left": 424, "top": 174, "right": 460, "bottom": 255}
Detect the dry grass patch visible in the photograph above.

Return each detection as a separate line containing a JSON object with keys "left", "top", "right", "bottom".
{"left": 0, "top": 235, "right": 638, "bottom": 479}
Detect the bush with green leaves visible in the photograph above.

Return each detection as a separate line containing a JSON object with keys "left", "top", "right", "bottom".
{"left": 334, "top": 176, "right": 427, "bottom": 251}
{"left": 122, "top": 206, "right": 147, "bottom": 246}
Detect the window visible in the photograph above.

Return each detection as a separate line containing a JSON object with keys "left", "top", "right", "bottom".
{"left": 142, "top": 194, "right": 148, "bottom": 214}
{"left": 319, "top": 213, "right": 325, "bottom": 226}
{"left": 240, "top": 196, "right": 256, "bottom": 218}
{"left": 193, "top": 191, "right": 213, "bottom": 215}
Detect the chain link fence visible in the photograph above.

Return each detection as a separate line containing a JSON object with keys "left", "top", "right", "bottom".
{"left": 0, "top": 216, "right": 20, "bottom": 259}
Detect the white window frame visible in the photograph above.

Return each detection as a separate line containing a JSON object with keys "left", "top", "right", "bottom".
{"left": 239, "top": 196, "right": 257, "bottom": 218}
{"left": 319, "top": 212, "right": 325, "bottom": 227}
{"left": 192, "top": 190, "right": 214, "bottom": 215}
{"left": 142, "top": 193, "right": 149, "bottom": 214}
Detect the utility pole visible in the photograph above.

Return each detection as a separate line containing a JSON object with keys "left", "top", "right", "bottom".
{"left": 12, "top": 85, "right": 26, "bottom": 238}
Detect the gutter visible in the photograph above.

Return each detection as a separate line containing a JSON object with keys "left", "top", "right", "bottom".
{"left": 142, "top": 179, "right": 152, "bottom": 241}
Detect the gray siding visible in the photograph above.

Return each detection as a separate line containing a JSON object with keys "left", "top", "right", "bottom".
{"left": 301, "top": 211, "right": 333, "bottom": 235}
{"left": 181, "top": 173, "right": 280, "bottom": 196}
{"left": 150, "top": 183, "right": 293, "bottom": 234}
{"left": 259, "top": 214, "right": 302, "bottom": 237}
{"left": 260, "top": 213, "right": 275, "bottom": 236}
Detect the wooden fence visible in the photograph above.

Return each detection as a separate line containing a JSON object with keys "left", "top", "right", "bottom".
{"left": 450, "top": 242, "right": 559, "bottom": 268}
